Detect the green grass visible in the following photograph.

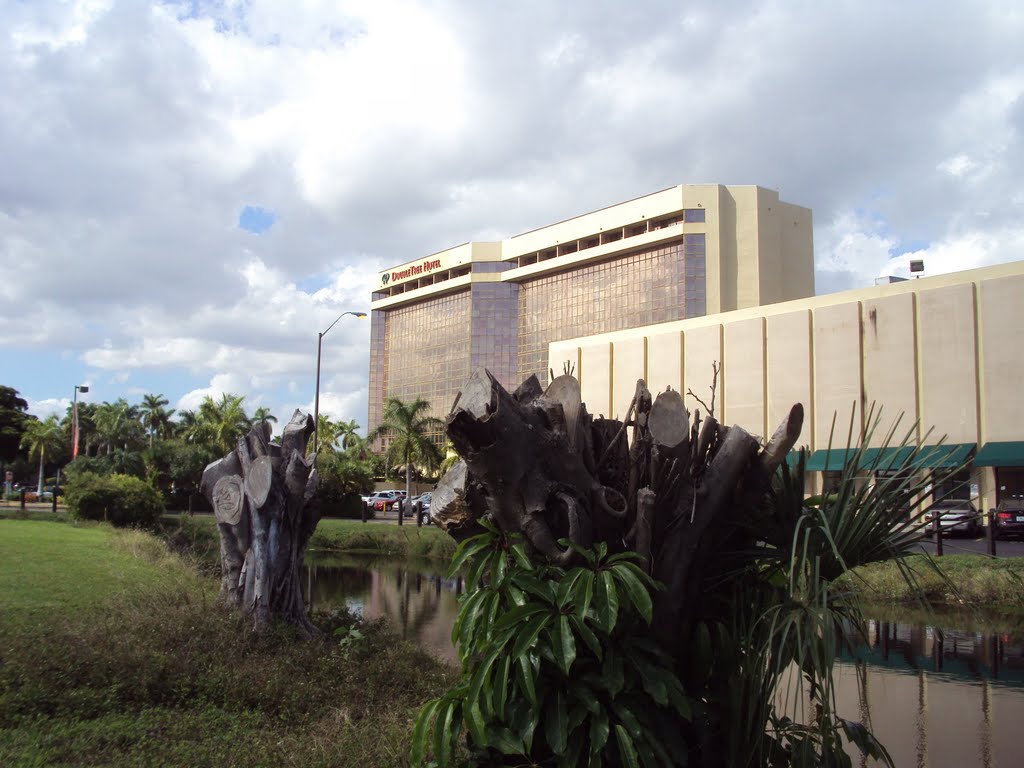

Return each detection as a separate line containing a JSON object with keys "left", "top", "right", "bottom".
{"left": 847, "top": 553, "right": 1024, "bottom": 611}
{"left": 0, "top": 519, "right": 457, "bottom": 767}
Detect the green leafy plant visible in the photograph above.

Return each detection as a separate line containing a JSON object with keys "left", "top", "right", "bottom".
{"left": 411, "top": 521, "right": 691, "bottom": 767}
{"left": 64, "top": 471, "right": 164, "bottom": 528}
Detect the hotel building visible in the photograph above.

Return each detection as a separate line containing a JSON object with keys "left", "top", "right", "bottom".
{"left": 368, "top": 184, "right": 814, "bottom": 440}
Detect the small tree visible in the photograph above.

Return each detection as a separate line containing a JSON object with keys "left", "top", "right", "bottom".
{"left": 368, "top": 397, "right": 444, "bottom": 500}
{"left": 20, "top": 415, "right": 63, "bottom": 495}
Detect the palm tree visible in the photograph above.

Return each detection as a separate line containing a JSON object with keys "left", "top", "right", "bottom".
{"left": 368, "top": 397, "right": 445, "bottom": 501}
{"left": 198, "top": 393, "right": 250, "bottom": 454}
{"left": 94, "top": 399, "right": 144, "bottom": 455}
{"left": 20, "top": 415, "right": 63, "bottom": 495}
{"left": 139, "top": 393, "right": 174, "bottom": 450}
{"left": 338, "top": 419, "right": 362, "bottom": 450}
{"left": 251, "top": 406, "right": 277, "bottom": 428}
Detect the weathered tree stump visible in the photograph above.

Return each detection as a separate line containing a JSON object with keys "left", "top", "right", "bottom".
{"left": 433, "top": 367, "right": 802, "bottom": 652}
{"left": 200, "top": 410, "right": 321, "bottom": 637}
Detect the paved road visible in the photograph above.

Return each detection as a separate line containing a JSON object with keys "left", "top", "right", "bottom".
{"left": 915, "top": 534, "right": 1024, "bottom": 558}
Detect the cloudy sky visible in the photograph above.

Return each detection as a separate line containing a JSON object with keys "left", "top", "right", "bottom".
{"left": 2, "top": 0, "right": 1022, "bottom": 432}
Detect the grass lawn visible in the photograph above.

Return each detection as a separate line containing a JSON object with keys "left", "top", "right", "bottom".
{"left": 0, "top": 519, "right": 456, "bottom": 768}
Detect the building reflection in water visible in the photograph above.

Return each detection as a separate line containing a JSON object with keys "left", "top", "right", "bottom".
{"left": 835, "top": 618, "right": 1024, "bottom": 767}
{"left": 305, "top": 554, "right": 1024, "bottom": 768}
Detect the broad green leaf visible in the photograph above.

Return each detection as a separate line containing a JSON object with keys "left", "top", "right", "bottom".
{"left": 614, "top": 724, "right": 641, "bottom": 768}
{"left": 597, "top": 570, "right": 620, "bottom": 633}
{"left": 511, "top": 613, "right": 551, "bottom": 659}
{"left": 556, "top": 567, "right": 586, "bottom": 608}
{"left": 409, "top": 697, "right": 441, "bottom": 766}
{"left": 451, "top": 588, "right": 488, "bottom": 654}
{"left": 612, "top": 559, "right": 662, "bottom": 592}
{"left": 458, "top": 589, "right": 496, "bottom": 659}
{"left": 447, "top": 534, "right": 491, "bottom": 578}
{"left": 492, "top": 548, "right": 508, "bottom": 586}
{"left": 574, "top": 570, "right": 595, "bottom": 619}
{"left": 510, "top": 542, "right": 533, "bottom": 569}
{"left": 631, "top": 657, "right": 667, "bottom": 705}
{"left": 602, "top": 650, "right": 625, "bottom": 697}
{"left": 551, "top": 614, "right": 577, "bottom": 675}
{"left": 493, "top": 602, "right": 548, "bottom": 632}
{"left": 544, "top": 689, "right": 568, "bottom": 754}
{"left": 589, "top": 711, "right": 610, "bottom": 752}
{"left": 558, "top": 727, "right": 586, "bottom": 768}
{"left": 485, "top": 724, "right": 525, "bottom": 756}
{"left": 611, "top": 701, "right": 643, "bottom": 740}
{"left": 466, "top": 547, "right": 492, "bottom": 591}
{"left": 613, "top": 564, "right": 653, "bottom": 624}
{"left": 465, "top": 698, "right": 486, "bottom": 747}
{"left": 516, "top": 654, "right": 537, "bottom": 706}
{"left": 433, "top": 699, "right": 456, "bottom": 768}
{"left": 569, "top": 614, "right": 602, "bottom": 659}
{"left": 468, "top": 645, "right": 503, "bottom": 719}
{"left": 493, "top": 654, "right": 511, "bottom": 720}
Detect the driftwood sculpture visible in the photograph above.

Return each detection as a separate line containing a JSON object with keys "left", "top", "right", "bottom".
{"left": 200, "top": 410, "right": 321, "bottom": 637}
{"left": 432, "top": 367, "right": 802, "bottom": 653}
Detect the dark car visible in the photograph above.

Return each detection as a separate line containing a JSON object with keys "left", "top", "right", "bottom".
{"left": 993, "top": 499, "right": 1024, "bottom": 539}
{"left": 410, "top": 492, "right": 432, "bottom": 525}
{"left": 923, "top": 498, "right": 981, "bottom": 537}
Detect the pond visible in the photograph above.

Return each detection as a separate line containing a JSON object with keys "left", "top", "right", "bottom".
{"left": 304, "top": 552, "right": 1024, "bottom": 767}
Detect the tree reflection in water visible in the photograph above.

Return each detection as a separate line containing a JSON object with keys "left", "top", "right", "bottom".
{"left": 305, "top": 555, "right": 1024, "bottom": 767}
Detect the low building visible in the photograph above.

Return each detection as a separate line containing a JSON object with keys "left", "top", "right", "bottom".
{"left": 547, "top": 260, "right": 1024, "bottom": 512}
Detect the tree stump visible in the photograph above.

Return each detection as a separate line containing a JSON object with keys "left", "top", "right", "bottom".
{"left": 433, "top": 367, "right": 803, "bottom": 651}
{"left": 201, "top": 410, "right": 321, "bottom": 637}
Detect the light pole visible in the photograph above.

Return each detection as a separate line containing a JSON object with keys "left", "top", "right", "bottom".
{"left": 313, "top": 311, "right": 366, "bottom": 456}
{"left": 72, "top": 384, "right": 89, "bottom": 460}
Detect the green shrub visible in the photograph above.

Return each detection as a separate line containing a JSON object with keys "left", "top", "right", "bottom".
{"left": 65, "top": 472, "right": 164, "bottom": 528}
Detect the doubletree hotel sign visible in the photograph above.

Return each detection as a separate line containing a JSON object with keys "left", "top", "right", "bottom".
{"left": 378, "top": 254, "right": 453, "bottom": 290}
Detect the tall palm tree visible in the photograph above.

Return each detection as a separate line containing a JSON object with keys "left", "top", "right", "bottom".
{"left": 94, "top": 399, "right": 143, "bottom": 455}
{"left": 20, "top": 415, "right": 63, "bottom": 495}
{"left": 139, "top": 393, "right": 173, "bottom": 450}
{"left": 368, "top": 397, "right": 445, "bottom": 501}
{"left": 198, "top": 393, "right": 250, "bottom": 454}
{"left": 338, "top": 419, "right": 362, "bottom": 449}
{"left": 251, "top": 406, "right": 277, "bottom": 428}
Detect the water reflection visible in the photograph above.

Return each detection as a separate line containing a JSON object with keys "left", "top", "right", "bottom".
{"left": 304, "top": 554, "right": 1024, "bottom": 767}
{"left": 304, "top": 553, "right": 463, "bottom": 662}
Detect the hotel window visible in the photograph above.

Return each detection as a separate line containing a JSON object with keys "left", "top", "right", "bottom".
{"left": 683, "top": 208, "right": 706, "bottom": 223}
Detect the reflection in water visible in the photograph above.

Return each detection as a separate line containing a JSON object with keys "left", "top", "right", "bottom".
{"left": 304, "top": 553, "right": 463, "bottom": 663}
{"left": 306, "top": 554, "right": 1024, "bottom": 767}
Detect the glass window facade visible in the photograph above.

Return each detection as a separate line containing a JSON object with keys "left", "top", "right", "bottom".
{"left": 516, "top": 237, "right": 706, "bottom": 386}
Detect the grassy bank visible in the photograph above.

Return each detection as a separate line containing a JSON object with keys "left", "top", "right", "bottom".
{"left": 845, "top": 553, "right": 1024, "bottom": 612}
{"left": 0, "top": 519, "right": 456, "bottom": 767}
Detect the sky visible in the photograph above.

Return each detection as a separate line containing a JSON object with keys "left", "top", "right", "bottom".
{"left": 2, "top": 0, "right": 1022, "bottom": 433}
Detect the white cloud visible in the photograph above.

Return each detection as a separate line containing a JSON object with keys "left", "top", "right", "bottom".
{"left": 2, "top": 0, "right": 1023, "bottom": 428}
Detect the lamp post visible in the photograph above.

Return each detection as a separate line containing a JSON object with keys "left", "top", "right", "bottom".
{"left": 72, "top": 384, "right": 89, "bottom": 460}
{"left": 313, "top": 311, "right": 367, "bottom": 456}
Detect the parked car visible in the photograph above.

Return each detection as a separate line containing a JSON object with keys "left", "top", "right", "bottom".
{"left": 410, "top": 492, "right": 432, "bottom": 525}
{"left": 923, "top": 498, "right": 981, "bottom": 537}
{"left": 366, "top": 490, "right": 403, "bottom": 512}
{"left": 993, "top": 499, "right": 1024, "bottom": 539}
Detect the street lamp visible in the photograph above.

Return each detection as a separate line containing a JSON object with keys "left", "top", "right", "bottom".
{"left": 313, "top": 311, "right": 367, "bottom": 456}
{"left": 72, "top": 384, "right": 89, "bottom": 459}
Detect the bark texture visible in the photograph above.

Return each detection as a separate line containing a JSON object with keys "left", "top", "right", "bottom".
{"left": 201, "top": 410, "right": 321, "bottom": 637}
{"left": 433, "top": 367, "right": 803, "bottom": 651}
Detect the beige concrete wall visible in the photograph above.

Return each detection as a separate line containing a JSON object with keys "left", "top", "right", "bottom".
{"left": 730, "top": 186, "right": 761, "bottom": 311}
{"left": 812, "top": 302, "right": 862, "bottom": 446}
{"left": 646, "top": 329, "right": 683, "bottom": 395}
{"left": 756, "top": 189, "right": 782, "bottom": 307}
{"left": 707, "top": 185, "right": 729, "bottom": 315}
{"left": 611, "top": 339, "right": 646, "bottom": 421}
{"left": 861, "top": 293, "right": 918, "bottom": 446}
{"left": 767, "top": 309, "right": 814, "bottom": 447}
{"left": 683, "top": 324, "right": 724, "bottom": 417}
{"left": 980, "top": 273, "right": 1024, "bottom": 443}
{"left": 918, "top": 283, "right": 978, "bottom": 443}
{"left": 579, "top": 341, "right": 612, "bottom": 419}
{"left": 779, "top": 202, "right": 815, "bottom": 300}
{"left": 723, "top": 318, "right": 766, "bottom": 435}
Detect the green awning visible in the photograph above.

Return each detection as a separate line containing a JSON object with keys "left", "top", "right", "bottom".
{"left": 857, "top": 446, "right": 915, "bottom": 471}
{"left": 913, "top": 443, "right": 975, "bottom": 469}
{"left": 975, "top": 441, "right": 1024, "bottom": 468}
{"left": 805, "top": 448, "right": 857, "bottom": 472}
